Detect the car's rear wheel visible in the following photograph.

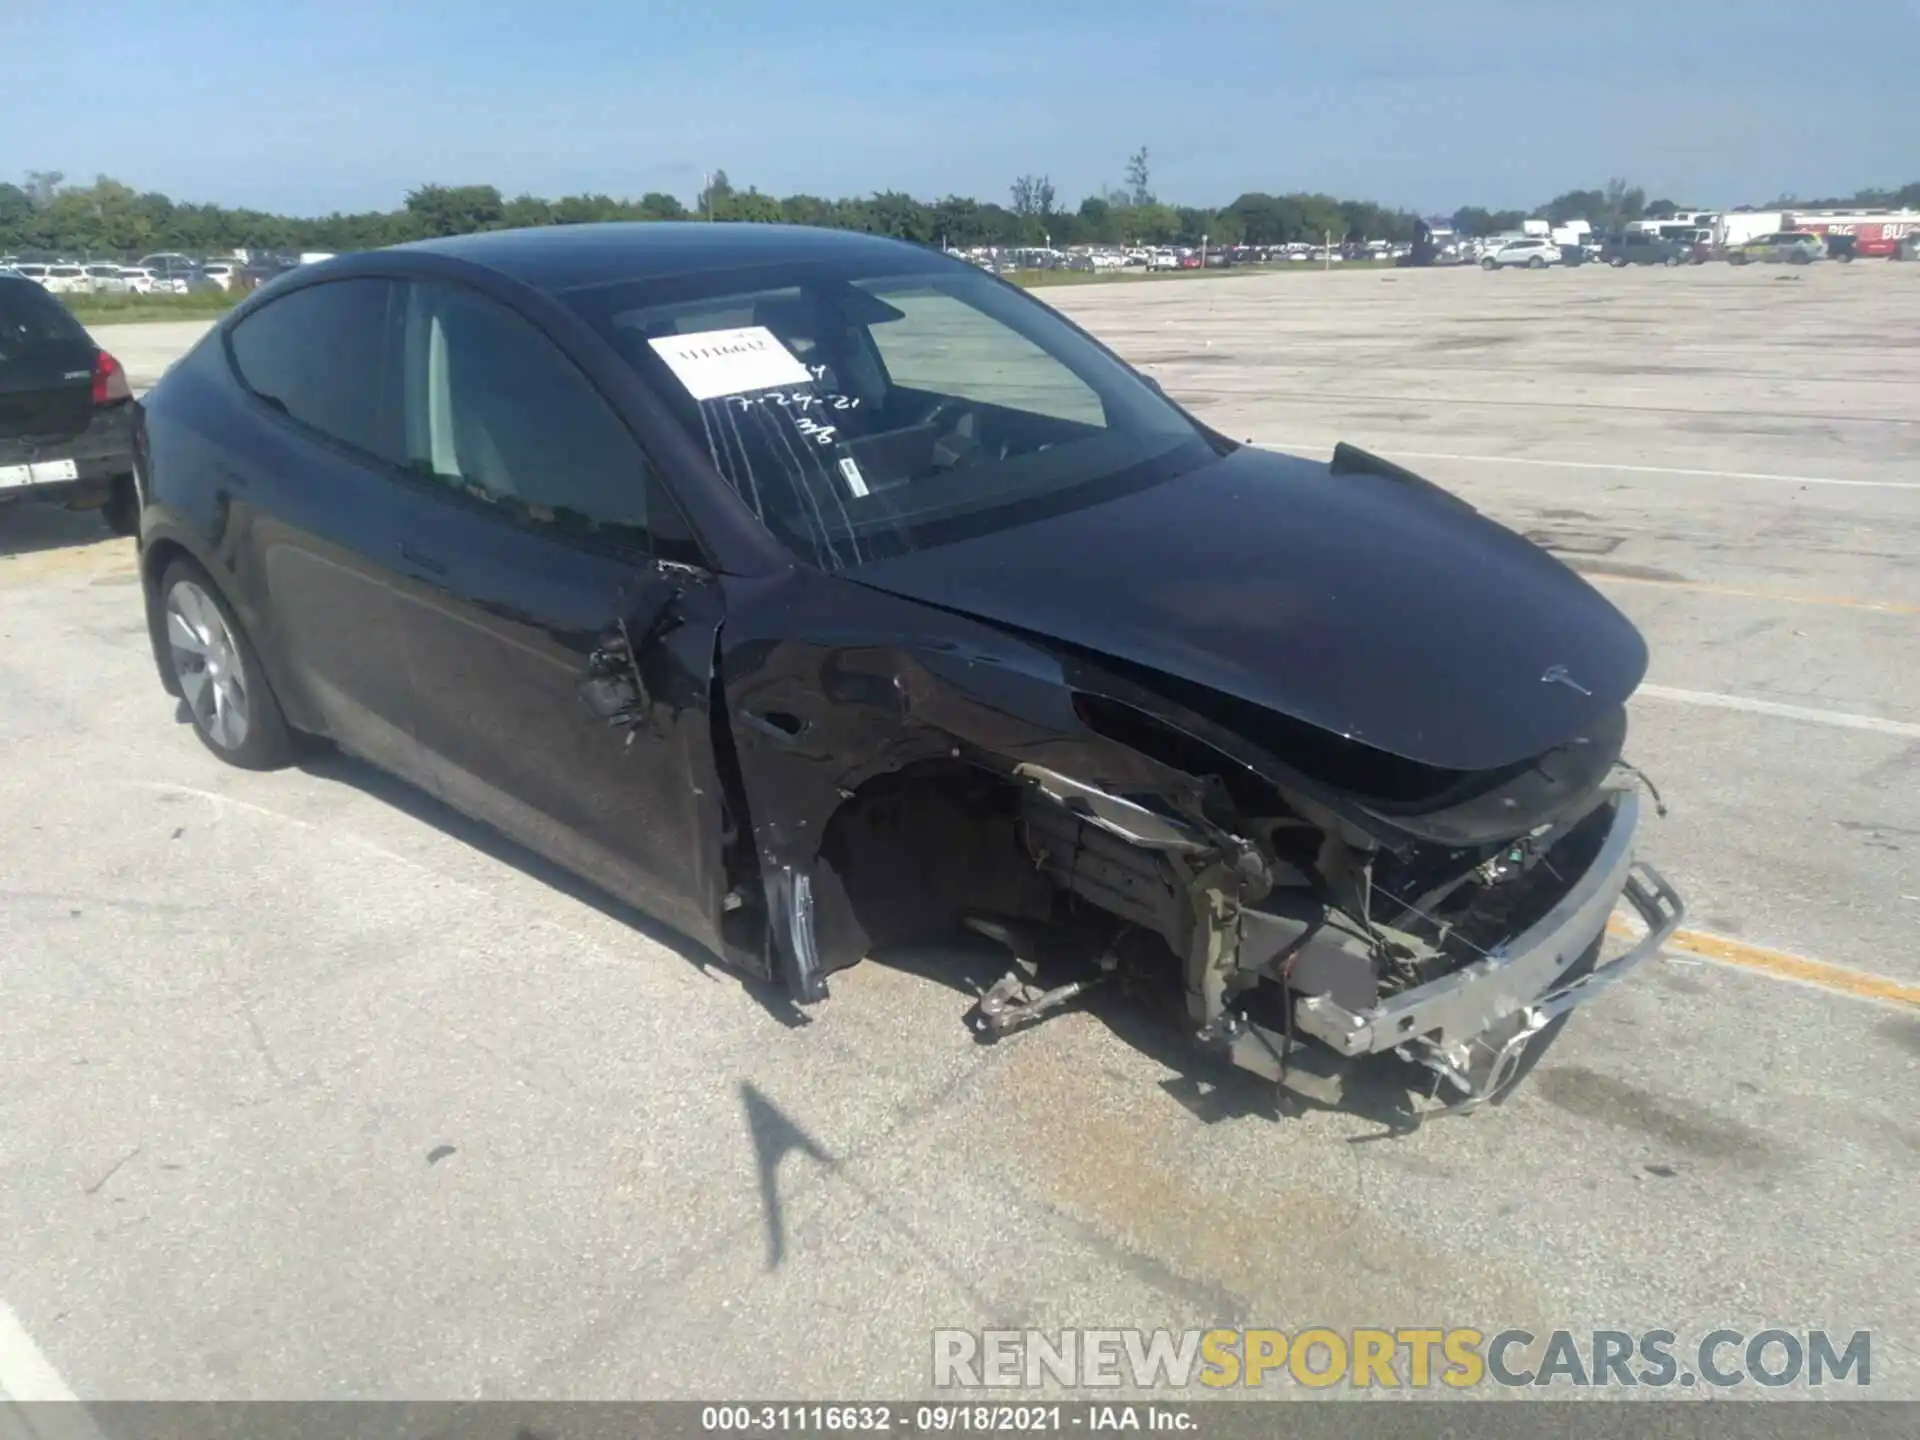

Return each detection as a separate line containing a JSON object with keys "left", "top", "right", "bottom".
{"left": 1528, "top": 256, "right": 1546, "bottom": 269}
{"left": 1663, "top": 254, "right": 1681, "bottom": 267}
{"left": 100, "top": 474, "right": 138, "bottom": 536}
{"left": 1481, "top": 257, "right": 1497, "bottom": 270}
{"left": 1608, "top": 256, "right": 1627, "bottom": 268}
{"left": 159, "top": 560, "right": 295, "bottom": 770}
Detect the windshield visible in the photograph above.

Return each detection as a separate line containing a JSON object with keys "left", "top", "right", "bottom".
{"left": 563, "top": 256, "right": 1214, "bottom": 570}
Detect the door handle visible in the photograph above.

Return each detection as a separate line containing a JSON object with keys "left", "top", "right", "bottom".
{"left": 398, "top": 541, "right": 447, "bottom": 576}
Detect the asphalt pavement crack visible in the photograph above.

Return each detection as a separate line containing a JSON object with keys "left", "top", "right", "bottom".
{"left": 84, "top": 1145, "right": 143, "bottom": 1196}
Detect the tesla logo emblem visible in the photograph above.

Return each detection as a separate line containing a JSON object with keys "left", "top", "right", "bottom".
{"left": 1541, "top": 665, "right": 1592, "bottom": 696}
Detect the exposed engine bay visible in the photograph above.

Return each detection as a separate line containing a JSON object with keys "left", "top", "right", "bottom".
{"left": 802, "top": 683, "right": 1683, "bottom": 1113}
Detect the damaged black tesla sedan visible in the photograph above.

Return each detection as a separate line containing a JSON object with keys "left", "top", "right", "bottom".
{"left": 134, "top": 223, "right": 1682, "bottom": 1107}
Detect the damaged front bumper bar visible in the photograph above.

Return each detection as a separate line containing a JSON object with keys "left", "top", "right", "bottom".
{"left": 1230, "top": 792, "right": 1686, "bottom": 1106}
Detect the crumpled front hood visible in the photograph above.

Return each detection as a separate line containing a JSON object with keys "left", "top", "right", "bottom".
{"left": 846, "top": 444, "right": 1648, "bottom": 774}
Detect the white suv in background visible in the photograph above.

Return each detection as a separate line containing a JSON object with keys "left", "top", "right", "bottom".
{"left": 83, "top": 264, "right": 129, "bottom": 294}
{"left": 1482, "top": 237, "right": 1561, "bottom": 270}
{"left": 40, "top": 263, "right": 90, "bottom": 293}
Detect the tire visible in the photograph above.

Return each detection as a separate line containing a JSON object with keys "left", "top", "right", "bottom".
{"left": 100, "top": 474, "right": 138, "bottom": 536}
{"left": 1837, "top": 252, "right": 1853, "bottom": 264}
{"left": 1608, "top": 256, "right": 1627, "bottom": 268}
{"left": 1481, "top": 258, "right": 1497, "bottom": 271}
{"left": 1790, "top": 251, "right": 1811, "bottom": 265}
{"left": 1664, "top": 254, "right": 1681, "bottom": 267}
{"left": 1528, "top": 256, "right": 1546, "bottom": 269}
{"left": 157, "top": 559, "right": 295, "bottom": 770}
{"left": 1729, "top": 253, "right": 1747, "bottom": 266}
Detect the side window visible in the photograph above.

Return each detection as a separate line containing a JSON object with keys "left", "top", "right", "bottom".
{"left": 398, "top": 280, "right": 696, "bottom": 558}
{"left": 226, "top": 279, "right": 399, "bottom": 462}
{"left": 862, "top": 286, "right": 1107, "bottom": 427}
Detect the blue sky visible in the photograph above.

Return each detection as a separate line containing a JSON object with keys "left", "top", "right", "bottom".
{"left": 5, "top": 1, "right": 1916, "bottom": 216}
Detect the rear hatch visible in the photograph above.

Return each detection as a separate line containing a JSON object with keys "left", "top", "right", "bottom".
{"left": 0, "top": 279, "right": 97, "bottom": 444}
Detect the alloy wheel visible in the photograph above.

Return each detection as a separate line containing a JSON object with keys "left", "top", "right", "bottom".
{"left": 165, "top": 580, "right": 251, "bottom": 751}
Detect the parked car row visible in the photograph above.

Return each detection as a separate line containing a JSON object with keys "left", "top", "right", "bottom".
{"left": 0, "top": 257, "right": 230, "bottom": 296}
{"left": 1475, "top": 227, "right": 1840, "bottom": 271}
{"left": 0, "top": 251, "right": 304, "bottom": 297}
{"left": 950, "top": 240, "right": 1411, "bottom": 274}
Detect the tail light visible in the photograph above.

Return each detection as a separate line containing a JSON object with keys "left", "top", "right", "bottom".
{"left": 93, "top": 350, "right": 133, "bottom": 406}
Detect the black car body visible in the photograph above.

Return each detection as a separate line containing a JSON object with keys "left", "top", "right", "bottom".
{"left": 1600, "top": 232, "right": 1692, "bottom": 267}
{"left": 134, "top": 224, "right": 1681, "bottom": 1109}
{"left": 0, "top": 275, "right": 139, "bottom": 531}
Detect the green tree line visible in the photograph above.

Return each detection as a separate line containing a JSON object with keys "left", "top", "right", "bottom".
{"left": 6, "top": 163, "right": 1916, "bottom": 260}
{"left": 0, "top": 166, "right": 1423, "bottom": 257}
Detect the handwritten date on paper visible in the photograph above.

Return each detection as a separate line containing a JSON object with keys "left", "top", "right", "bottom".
{"left": 724, "top": 382, "right": 862, "bottom": 446}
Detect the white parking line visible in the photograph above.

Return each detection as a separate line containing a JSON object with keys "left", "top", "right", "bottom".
{"left": 1636, "top": 684, "right": 1920, "bottom": 739}
{"left": 0, "top": 1299, "right": 76, "bottom": 1402}
{"left": 1253, "top": 443, "right": 1920, "bottom": 491}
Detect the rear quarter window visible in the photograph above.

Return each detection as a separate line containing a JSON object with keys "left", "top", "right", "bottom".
{"left": 225, "top": 279, "right": 400, "bottom": 463}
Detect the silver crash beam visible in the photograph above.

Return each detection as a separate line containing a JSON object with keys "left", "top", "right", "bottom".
{"left": 1285, "top": 791, "right": 1684, "bottom": 1104}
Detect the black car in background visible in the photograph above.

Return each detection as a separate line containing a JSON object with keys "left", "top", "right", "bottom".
{"left": 132, "top": 223, "right": 1681, "bottom": 1110}
{"left": 0, "top": 274, "right": 139, "bottom": 532}
{"left": 1600, "top": 232, "right": 1692, "bottom": 266}
{"left": 234, "top": 256, "right": 301, "bottom": 293}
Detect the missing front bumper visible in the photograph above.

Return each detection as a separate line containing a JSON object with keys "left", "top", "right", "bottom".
{"left": 1227, "top": 792, "right": 1685, "bottom": 1106}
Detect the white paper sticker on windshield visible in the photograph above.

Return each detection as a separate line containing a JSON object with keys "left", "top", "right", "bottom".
{"left": 648, "top": 326, "right": 813, "bottom": 401}
{"left": 837, "top": 456, "right": 870, "bottom": 497}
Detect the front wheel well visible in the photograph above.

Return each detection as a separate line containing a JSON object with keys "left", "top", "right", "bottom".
{"left": 140, "top": 537, "right": 196, "bottom": 696}
{"left": 807, "top": 761, "right": 1054, "bottom": 977}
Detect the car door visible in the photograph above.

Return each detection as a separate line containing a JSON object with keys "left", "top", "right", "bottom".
{"left": 385, "top": 275, "right": 733, "bottom": 948}
{"left": 221, "top": 277, "right": 429, "bottom": 779}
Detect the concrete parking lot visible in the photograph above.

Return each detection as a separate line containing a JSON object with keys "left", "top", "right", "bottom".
{"left": 1, "top": 263, "right": 1915, "bottom": 1403}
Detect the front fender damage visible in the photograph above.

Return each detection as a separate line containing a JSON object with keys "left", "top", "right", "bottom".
{"left": 718, "top": 579, "right": 1683, "bottom": 1110}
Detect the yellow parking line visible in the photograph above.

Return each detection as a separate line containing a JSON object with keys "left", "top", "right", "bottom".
{"left": 1584, "top": 572, "right": 1920, "bottom": 616}
{"left": 1608, "top": 918, "right": 1920, "bottom": 1008}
